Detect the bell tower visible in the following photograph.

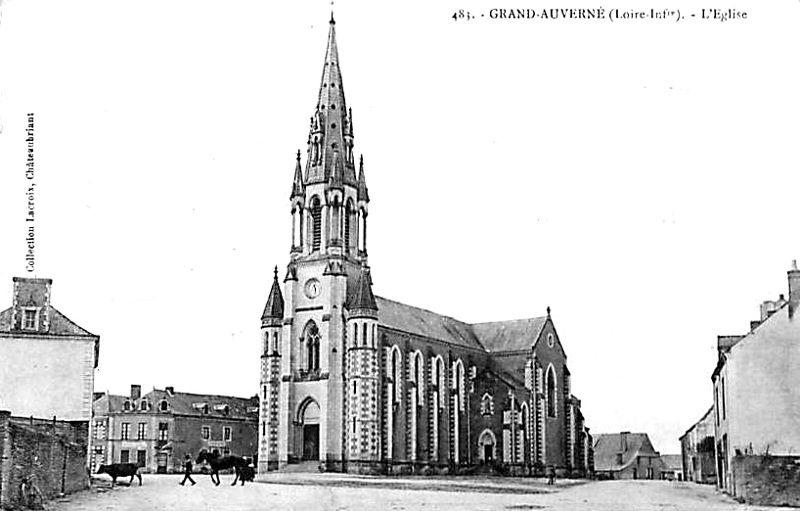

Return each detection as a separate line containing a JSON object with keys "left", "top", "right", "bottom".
{"left": 261, "top": 15, "right": 374, "bottom": 473}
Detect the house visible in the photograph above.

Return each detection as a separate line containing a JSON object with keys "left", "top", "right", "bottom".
{"left": 593, "top": 432, "right": 664, "bottom": 480}
{"left": 679, "top": 406, "right": 716, "bottom": 484}
{"left": 711, "top": 262, "right": 800, "bottom": 505}
{"left": 659, "top": 454, "right": 683, "bottom": 481}
{"left": 92, "top": 385, "right": 258, "bottom": 474}
{"left": 256, "top": 16, "right": 593, "bottom": 477}
{"left": 0, "top": 277, "right": 99, "bottom": 422}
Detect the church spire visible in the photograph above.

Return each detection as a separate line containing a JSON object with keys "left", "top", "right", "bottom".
{"left": 291, "top": 150, "right": 305, "bottom": 198}
{"left": 261, "top": 266, "right": 284, "bottom": 326}
{"left": 357, "top": 155, "right": 369, "bottom": 203}
{"left": 305, "top": 17, "right": 357, "bottom": 187}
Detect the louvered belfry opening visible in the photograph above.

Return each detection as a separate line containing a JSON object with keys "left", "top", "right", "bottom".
{"left": 310, "top": 197, "right": 322, "bottom": 251}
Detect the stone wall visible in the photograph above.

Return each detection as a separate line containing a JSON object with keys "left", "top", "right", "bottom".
{"left": 731, "top": 454, "right": 800, "bottom": 507}
{"left": 0, "top": 411, "right": 89, "bottom": 509}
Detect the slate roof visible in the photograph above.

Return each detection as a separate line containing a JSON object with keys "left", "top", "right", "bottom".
{"left": 96, "top": 388, "right": 258, "bottom": 420}
{"left": 472, "top": 317, "right": 548, "bottom": 352}
{"left": 0, "top": 306, "right": 97, "bottom": 337}
{"left": 261, "top": 269, "right": 284, "bottom": 320}
{"left": 375, "top": 296, "right": 485, "bottom": 350}
{"left": 373, "top": 295, "right": 550, "bottom": 354}
{"left": 593, "top": 432, "right": 661, "bottom": 472}
{"left": 660, "top": 454, "right": 682, "bottom": 471}
{"left": 347, "top": 269, "right": 378, "bottom": 311}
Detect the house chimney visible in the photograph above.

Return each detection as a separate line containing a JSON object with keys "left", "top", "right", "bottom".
{"left": 620, "top": 431, "right": 630, "bottom": 452}
{"left": 130, "top": 384, "right": 141, "bottom": 400}
{"left": 788, "top": 260, "right": 800, "bottom": 318}
{"left": 165, "top": 386, "right": 174, "bottom": 396}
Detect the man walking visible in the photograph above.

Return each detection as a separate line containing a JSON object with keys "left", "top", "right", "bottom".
{"left": 180, "top": 455, "right": 196, "bottom": 486}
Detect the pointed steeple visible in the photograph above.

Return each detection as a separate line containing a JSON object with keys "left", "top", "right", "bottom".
{"left": 261, "top": 266, "right": 284, "bottom": 324}
{"left": 291, "top": 150, "right": 305, "bottom": 198}
{"left": 304, "top": 17, "right": 357, "bottom": 187}
{"left": 346, "top": 266, "right": 378, "bottom": 313}
{"left": 357, "top": 155, "right": 369, "bottom": 202}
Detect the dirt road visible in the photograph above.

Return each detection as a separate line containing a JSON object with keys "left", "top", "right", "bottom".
{"left": 45, "top": 473, "right": 787, "bottom": 511}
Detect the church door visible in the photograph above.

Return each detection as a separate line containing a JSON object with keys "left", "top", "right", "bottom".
{"left": 299, "top": 398, "right": 321, "bottom": 461}
{"left": 303, "top": 425, "right": 320, "bottom": 460}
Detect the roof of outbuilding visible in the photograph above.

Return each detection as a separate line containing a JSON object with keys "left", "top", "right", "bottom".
{"left": 593, "top": 432, "right": 661, "bottom": 472}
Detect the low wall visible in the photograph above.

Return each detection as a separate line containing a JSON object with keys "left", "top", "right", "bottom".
{"left": 731, "top": 454, "right": 800, "bottom": 507}
{"left": 0, "top": 411, "right": 89, "bottom": 509}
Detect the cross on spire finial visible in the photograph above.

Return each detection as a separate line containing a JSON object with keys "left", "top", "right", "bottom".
{"left": 330, "top": 1, "right": 335, "bottom": 24}
{"left": 274, "top": 265, "right": 279, "bottom": 279}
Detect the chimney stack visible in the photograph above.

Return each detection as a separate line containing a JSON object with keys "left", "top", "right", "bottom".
{"left": 165, "top": 386, "right": 174, "bottom": 396}
{"left": 130, "top": 384, "right": 141, "bottom": 400}
{"left": 788, "top": 260, "right": 800, "bottom": 318}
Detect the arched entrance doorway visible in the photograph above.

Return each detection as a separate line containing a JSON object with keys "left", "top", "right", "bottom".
{"left": 478, "top": 429, "right": 496, "bottom": 463}
{"left": 298, "top": 398, "right": 320, "bottom": 461}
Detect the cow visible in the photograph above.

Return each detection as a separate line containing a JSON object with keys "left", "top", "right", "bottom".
{"left": 97, "top": 463, "right": 142, "bottom": 487}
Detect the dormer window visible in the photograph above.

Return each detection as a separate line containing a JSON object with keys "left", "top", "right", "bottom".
{"left": 159, "top": 400, "right": 169, "bottom": 412}
{"left": 23, "top": 308, "right": 38, "bottom": 330}
{"left": 203, "top": 404, "right": 209, "bottom": 414}
{"left": 140, "top": 400, "right": 149, "bottom": 411}
{"left": 123, "top": 401, "right": 131, "bottom": 411}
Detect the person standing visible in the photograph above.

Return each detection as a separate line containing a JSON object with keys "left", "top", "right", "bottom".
{"left": 180, "top": 455, "right": 196, "bottom": 486}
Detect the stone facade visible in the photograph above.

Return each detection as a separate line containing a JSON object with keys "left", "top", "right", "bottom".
{"left": 92, "top": 385, "right": 258, "bottom": 474}
{"left": 730, "top": 454, "right": 800, "bottom": 507}
{"left": 0, "top": 411, "right": 89, "bottom": 509}
{"left": 679, "top": 406, "right": 716, "bottom": 484}
{"left": 257, "top": 17, "right": 592, "bottom": 477}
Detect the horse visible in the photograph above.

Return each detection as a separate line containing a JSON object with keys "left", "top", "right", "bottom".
{"left": 196, "top": 450, "right": 249, "bottom": 486}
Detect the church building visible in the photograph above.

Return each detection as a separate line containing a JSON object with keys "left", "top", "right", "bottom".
{"left": 257, "top": 17, "right": 592, "bottom": 477}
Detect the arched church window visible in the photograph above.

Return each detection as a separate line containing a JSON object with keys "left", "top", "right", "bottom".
{"left": 310, "top": 197, "right": 322, "bottom": 252}
{"left": 432, "top": 356, "right": 446, "bottom": 408}
{"left": 362, "top": 323, "right": 367, "bottom": 347}
{"left": 412, "top": 351, "right": 424, "bottom": 405}
{"left": 480, "top": 393, "right": 494, "bottom": 415}
{"left": 390, "top": 346, "right": 402, "bottom": 403}
{"left": 546, "top": 365, "right": 557, "bottom": 418}
{"left": 453, "top": 359, "right": 465, "bottom": 412}
{"left": 304, "top": 321, "right": 321, "bottom": 372}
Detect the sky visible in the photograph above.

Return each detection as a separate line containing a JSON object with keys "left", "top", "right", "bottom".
{"left": 0, "top": 0, "right": 799, "bottom": 455}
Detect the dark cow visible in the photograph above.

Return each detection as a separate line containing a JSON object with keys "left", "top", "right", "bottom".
{"left": 97, "top": 463, "right": 142, "bottom": 487}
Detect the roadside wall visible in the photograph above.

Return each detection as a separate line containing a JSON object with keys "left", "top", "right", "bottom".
{"left": 731, "top": 454, "right": 800, "bottom": 507}
{"left": 0, "top": 411, "right": 89, "bottom": 509}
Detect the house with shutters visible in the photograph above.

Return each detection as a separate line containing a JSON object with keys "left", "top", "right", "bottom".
{"left": 92, "top": 385, "right": 258, "bottom": 473}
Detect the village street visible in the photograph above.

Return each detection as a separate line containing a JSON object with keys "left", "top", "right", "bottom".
{"left": 45, "top": 473, "right": 793, "bottom": 511}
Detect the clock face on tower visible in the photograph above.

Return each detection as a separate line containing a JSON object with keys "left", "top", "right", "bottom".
{"left": 304, "top": 278, "right": 321, "bottom": 299}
